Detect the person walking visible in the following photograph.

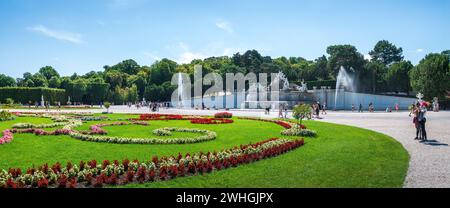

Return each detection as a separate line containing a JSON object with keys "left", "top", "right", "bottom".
{"left": 409, "top": 103, "right": 420, "bottom": 140}
{"left": 358, "top": 103, "right": 363, "bottom": 112}
{"left": 284, "top": 105, "right": 288, "bottom": 118}
{"left": 322, "top": 103, "right": 327, "bottom": 115}
{"left": 418, "top": 102, "right": 428, "bottom": 141}
{"left": 351, "top": 104, "right": 355, "bottom": 112}
{"left": 395, "top": 103, "right": 399, "bottom": 112}
{"left": 315, "top": 103, "right": 320, "bottom": 118}
{"left": 278, "top": 104, "right": 283, "bottom": 118}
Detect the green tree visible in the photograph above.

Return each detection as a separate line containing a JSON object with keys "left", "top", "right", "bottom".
{"left": 48, "top": 76, "right": 61, "bottom": 88}
{"left": 292, "top": 104, "right": 312, "bottom": 126}
{"left": 326, "top": 45, "right": 366, "bottom": 77}
{"left": 38, "top": 66, "right": 60, "bottom": 80}
{"left": 0, "top": 74, "right": 16, "bottom": 87}
{"left": 361, "top": 61, "right": 387, "bottom": 93}
{"left": 109, "top": 59, "right": 140, "bottom": 75}
{"left": 126, "top": 85, "right": 139, "bottom": 102}
{"left": 410, "top": 53, "right": 450, "bottom": 100}
{"left": 386, "top": 61, "right": 413, "bottom": 94}
{"left": 87, "top": 80, "right": 109, "bottom": 104}
{"left": 31, "top": 73, "right": 48, "bottom": 87}
{"left": 314, "top": 55, "right": 329, "bottom": 80}
{"left": 105, "top": 70, "right": 124, "bottom": 89}
{"left": 103, "top": 101, "right": 111, "bottom": 113}
{"left": 369, "top": 40, "right": 403, "bottom": 65}
{"left": 66, "top": 79, "right": 87, "bottom": 102}
{"left": 149, "top": 59, "right": 177, "bottom": 85}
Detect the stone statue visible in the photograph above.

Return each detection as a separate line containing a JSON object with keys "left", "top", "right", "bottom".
{"left": 300, "top": 79, "right": 308, "bottom": 92}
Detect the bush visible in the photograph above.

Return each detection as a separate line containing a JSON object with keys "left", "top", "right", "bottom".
{"left": 0, "top": 87, "right": 66, "bottom": 105}
{"left": 281, "top": 126, "right": 317, "bottom": 137}
{"left": 5, "top": 98, "right": 14, "bottom": 106}
{"left": 0, "top": 110, "right": 15, "bottom": 121}
{"left": 214, "top": 112, "right": 233, "bottom": 118}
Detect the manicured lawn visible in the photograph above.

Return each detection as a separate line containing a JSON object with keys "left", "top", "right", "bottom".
{"left": 0, "top": 114, "right": 409, "bottom": 188}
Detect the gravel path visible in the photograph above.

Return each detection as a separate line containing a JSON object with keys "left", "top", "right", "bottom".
{"left": 317, "top": 111, "right": 450, "bottom": 188}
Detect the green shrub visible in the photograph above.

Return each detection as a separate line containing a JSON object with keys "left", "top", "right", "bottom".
{"left": 0, "top": 87, "right": 67, "bottom": 105}
{"left": 0, "top": 110, "right": 15, "bottom": 121}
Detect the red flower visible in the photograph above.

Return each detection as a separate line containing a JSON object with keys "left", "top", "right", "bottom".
{"left": 37, "top": 178, "right": 49, "bottom": 188}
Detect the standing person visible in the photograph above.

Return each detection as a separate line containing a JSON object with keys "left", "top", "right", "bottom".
{"left": 351, "top": 104, "right": 355, "bottom": 112}
{"left": 278, "top": 104, "right": 283, "bottom": 118}
{"left": 315, "top": 103, "right": 320, "bottom": 118}
{"left": 358, "top": 103, "right": 363, "bottom": 112}
{"left": 418, "top": 102, "right": 428, "bottom": 141}
{"left": 284, "top": 105, "right": 288, "bottom": 118}
{"left": 322, "top": 103, "right": 327, "bottom": 115}
{"left": 409, "top": 103, "right": 420, "bottom": 140}
{"left": 395, "top": 103, "right": 399, "bottom": 112}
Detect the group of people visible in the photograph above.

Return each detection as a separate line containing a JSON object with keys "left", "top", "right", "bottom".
{"left": 278, "top": 104, "right": 289, "bottom": 118}
{"left": 125, "top": 101, "right": 169, "bottom": 112}
{"left": 409, "top": 101, "right": 428, "bottom": 141}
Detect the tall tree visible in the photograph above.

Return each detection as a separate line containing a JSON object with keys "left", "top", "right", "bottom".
{"left": 314, "top": 55, "right": 329, "bottom": 80}
{"left": 0, "top": 74, "right": 16, "bottom": 87}
{"left": 369, "top": 40, "right": 403, "bottom": 66}
{"left": 38, "top": 66, "right": 60, "bottom": 80}
{"left": 386, "top": 61, "right": 413, "bottom": 94}
{"left": 326, "top": 45, "right": 366, "bottom": 77}
{"left": 410, "top": 53, "right": 450, "bottom": 99}
{"left": 360, "top": 61, "right": 387, "bottom": 93}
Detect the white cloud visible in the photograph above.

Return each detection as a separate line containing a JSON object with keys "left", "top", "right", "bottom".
{"left": 27, "top": 25, "right": 83, "bottom": 44}
{"left": 416, "top": 48, "right": 424, "bottom": 53}
{"left": 364, "top": 54, "right": 372, "bottom": 61}
{"left": 215, "top": 20, "right": 233, "bottom": 33}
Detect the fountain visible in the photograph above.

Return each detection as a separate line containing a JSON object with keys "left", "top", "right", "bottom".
{"left": 243, "top": 71, "right": 314, "bottom": 109}
{"left": 334, "top": 66, "right": 356, "bottom": 109}
{"left": 270, "top": 71, "right": 290, "bottom": 91}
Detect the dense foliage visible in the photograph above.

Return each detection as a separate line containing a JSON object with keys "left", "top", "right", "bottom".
{"left": 0, "top": 87, "right": 66, "bottom": 104}
{"left": 1, "top": 40, "right": 449, "bottom": 103}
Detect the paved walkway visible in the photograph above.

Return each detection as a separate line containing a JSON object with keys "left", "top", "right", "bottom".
{"left": 8, "top": 106, "right": 450, "bottom": 187}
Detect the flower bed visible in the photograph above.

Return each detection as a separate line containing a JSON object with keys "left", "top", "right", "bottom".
{"left": 10, "top": 128, "right": 72, "bottom": 136}
{"left": 12, "top": 122, "right": 68, "bottom": 129}
{"left": 190, "top": 118, "right": 234, "bottom": 124}
{"left": 0, "top": 130, "right": 13, "bottom": 144}
{"left": 0, "top": 138, "right": 304, "bottom": 188}
{"left": 87, "top": 122, "right": 149, "bottom": 135}
{"left": 281, "top": 126, "right": 317, "bottom": 137}
{"left": 0, "top": 111, "right": 15, "bottom": 122}
{"left": 135, "top": 114, "right": 188, "bottom": 121}
{"left": 214, "top": 112, "right": 233, "bottom": 118}
{"left": 69, "top": 127, "right": 217, "bottom": 144}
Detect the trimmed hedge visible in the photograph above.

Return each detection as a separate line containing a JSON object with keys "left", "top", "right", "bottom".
{"left": 0, "top": 87, "right": 67, "bottom": 105}
{"left": 305, "top": 80, "right": 336, "bottom": 89}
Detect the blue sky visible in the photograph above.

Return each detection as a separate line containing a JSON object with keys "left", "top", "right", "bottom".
{"left": 0, "top": 0, "right": 449, "bottom": 78}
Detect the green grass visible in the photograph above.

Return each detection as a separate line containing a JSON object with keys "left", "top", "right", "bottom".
{"left": 0, "top": 115, "right": 409, "bottom": 188}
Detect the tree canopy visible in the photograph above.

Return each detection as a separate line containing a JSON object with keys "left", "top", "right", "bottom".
{"left": 2, "top": 41, "right": 449, "bottom": 104}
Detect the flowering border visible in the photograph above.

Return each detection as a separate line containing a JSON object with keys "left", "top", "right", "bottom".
{"left": 0, "top": 130, "right": 13, "bottom": 144}
{"left": 0, "top": 138, "right": 304, "bottom": 188}
{"left": 69, "top": 127, "right": 217, "bottom": 144}
{"left": 190, "top": 118, "right": 234, "bottom": 125}
{"left": 214, "top": 112, "right": 233, "bottom": 118}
